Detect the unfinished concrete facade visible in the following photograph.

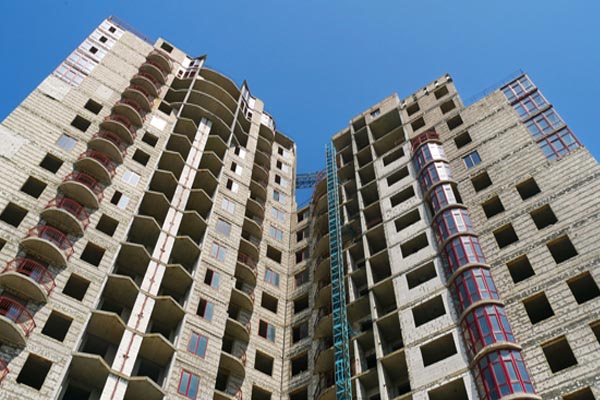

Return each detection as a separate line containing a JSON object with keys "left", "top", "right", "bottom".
{"left": 0, "top": 16, "right": 598, "bottom": 400}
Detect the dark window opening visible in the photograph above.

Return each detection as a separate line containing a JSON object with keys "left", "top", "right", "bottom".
{"left": 293, "top": 295, "right": 309, "bottom": 314}
{"left": 80, "top": 243, "right": 105, "bottom": 266}
{"left": 0, "top": 202, "right": 28, "bottom": 227}
{"left": 562, "top": 387, "right": 596, "bottom": 400}
{"left": 482, "top": 196, "right": 505, "bottom": 218}
{"left": 21, "top": 176, "right": 47, "bottom": 198}
{"left": 142, "top": 132, "right": 158, "bottom": 147}
{"left": 251, "top": 386, "right": 272, "bottom": 400}
{"left": 547, "top": 235, "right": 577, "bottom": 263}
{"left": 390, "top": 185, "right": 415, "bottom": 207}
{"left": 62, "top": 384, "right": 92, "bottom": 400}
{"left": 160, "top": 42, "right": 174, "bottom": 53}
{"left": 254, "top": 351, "right": 274, "bottom": 376}
{"left": 266, "top": 246, "right": 282, "bottom": 263}
{"left": 84, "top": 99, "right": 102, "bottom": 114}
{"left": 395, "top": 209, "right": 421, "bottom": 232}
{"left": 523, "top": 292, "right": 555, "bottom": 324}
{"left": 158, "top": 102, "right": 172, "bottom": 115}
{"left": 96, "top": 214, "right": 118, "bottom": 236}
{"left": 421, "top": 333, "right": 457, "bottom": 366}
{"left": 406, "top": 103, "right": 420, "bottom": 116}
{"left": 412, "top": 295, "right": 445, "bottom": 327}
{"left": 440, "top": 99, "right": 456, "bottom": 114}
{"left": 542, "top": 336, "right": 578, "bottom": 373}
{"left": 591, "top": 322, "right": 600, "bottom": 344}
{"left": 516, "top": 178, "right": 541, "bottom": 200}
{"left": 428, "top": 378, "right": 469, "bottom": 400}
{"left": 530, "top": 204, "right": 558, "bottom": 230}
{"left": 290, "top": 388, "right": 308, "bottom": 400}
{"left": 411, "top": 117, "right": 425, "bottom": 132}
{"left": 401, "top": 233, "right": 428, "bottom": 257}
{"left": 292, "top": 321, "right": 309, "bottom": 343}
{"left": 41, "top": 311, "right": 73, "bottom": 341}
{"left": 447, "top": 115, "right": 463, "bottom": 130}
{"left": 454, "top": 131, "right": 472, "bottom": 149}
{"left": 261, "top": 292, "right": 278, "bottom": 313}
{"left": 407, "top": 262, "right": 437, "bottom": 289}
{"left": 387, "top": 166, "right": 409, "bottom": 186}
{"left": 493, "top": 224, "right": 519, "bottom": 249}
{"left": 506, "top": 255, "right": 535, "bottom": 283}
{"left": 382, "top": 147, "right": 405, "bottom": 166}
{"left": 16, "top": 355, "right": 52, "bottom": 390}
{"left": 40, "top": 153, "right": 63, "bottom": 173}
{"left": 471, "top": 172, "right": 492, "bottom": 192}
{"left": 71, "top": 115, "right": 91, "bottom": 132}
{"left": 132, "top": 149, "right": 150, "bottom": 166}
{"left": 434, "top": 86, "right": 449, "bottom": 99}
{"left": 63, "top": 274, "right": 90, "bottom": 301}
{"left": 291, "top": 353, "right": 308, "bottom": 376}
{"left": 567, "top": 272, "right": 600, "bottom": 304}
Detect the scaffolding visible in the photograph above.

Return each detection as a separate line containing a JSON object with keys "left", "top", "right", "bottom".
{"left": 325, "top": 143, "right": 352, "bottom": 400}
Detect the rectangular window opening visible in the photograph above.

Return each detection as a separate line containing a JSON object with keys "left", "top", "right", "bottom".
{"left": 0, "top": 202, "right": 28, "bottom": 227}
{"left": 40, "top": 153, "right": 64, "bottom": 173}
{"left": 412, "top": 295, "right": 445, "bottom": 327}
{"left": 16, "top": 354, "right": 52, "bottom": 390}
{"left": 261, "top": 292, "right": 278, "bottom": 313}
{"left": 71, "top": 115, "right": 91, "bottom": 132}
{"left": 63, "top": 274, "right": 90, "bottom": 300}
{"left": 506, "top": 255, "right": 535, "bottom": 283}
{"left": 530, "top": 204, "right": 558, "bottom": 230}
{"left": 567, "top": 272, "right": 600, "bottom": 304}
{"left": 407, "top": 262, "right": 437, "bottom": 289}
{"left": 523, "top": 292, "right": 555, "bottom": 324}
{"left": 395, "top": 208, "right": 421, "bottom": 233}
{"left": 547, "top": 235, "right": 577, "bottom": 264}
{"left": 493, "top": 224, "right": 519, "bottom": 249}
{"left": 400, "top": 232, "right": 429, "bottom": 258}
{"left": 20, "top": 176, "right": 47, "bottom": 198}
{"left": 516, "top": 178, "right": 541, "bottom": 200}
{"left": 390, "top": 185, "right": 415, "bottom": 207}
{"left": 454, "top": 131, "right": 472, "bottom": 149}
{"left": 542, "top": 336, "right": 578, "bottom": 373}
{"left": 482, "top": 196, "right": 505, "bottom": 219}
{"left": 420, "top": 333, "right": 457, "bottom": 366}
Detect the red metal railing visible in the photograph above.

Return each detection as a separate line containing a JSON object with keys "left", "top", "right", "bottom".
{"left": 135, "top": 71, "right": 162, "bottom": 89}
{"left": 104, "top": 114, "right": 138, "bottom": 135}
{"left": 117, "top": 98, "right": 147, "bottom": 118}
{"left": 92, "top": 130, "right": 128, "bottom": 155}
{"left": 45, "top": 197, "right": 90, "bottom": 229}
{"left": 2, "top": 258, "right": 56, "bottom": 296}
{"left": 78, "top": 150, "right": 117, "bottom": 176}
{"left": 26, "top": 225, "right": 74, "bottom": 259}
{"left": 62, "top": 172, "right": 104, "bottom": 202}
{"left": 0, "top": 296, "right": 36, "bottom": 336}
{"left": 148, "top": 51, "right": 172, "bottom": 73}
{"left": 237, "top": 253, "right": 257, "bottom": 275}
{"left": 126, "top": 85, "right": 154, "bottom": 104}
{"left": 0, "top": 359, "right": 8, "bottom": 383}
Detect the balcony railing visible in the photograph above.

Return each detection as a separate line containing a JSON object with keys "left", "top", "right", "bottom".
{"left": 2, "top": 258, "right": 56, "bottom": 296}
{"left": 117, "top": 98, "right": 147, "bottom": 117}
{"left": 104, "top": 114, "right": 138, "bottom": 134}
{"left": 0, "top": 296, "right": 35, "bottom": 336}
{"left": 45, "top": 197, "right": 90, "bottom": 229}
{"left": 237, "top": 253, "right": 257, "bottom": 276}
{"left": 126, "top": 85, "right": 154, "bottom": 103}
{"left": 92, "top": 130, "right": 129, "bottom": 155}
{"left": 0, "top": 359, "right": 7, "bottom": 383}
{"left": 26, "top": 225, "right": 74, "bottom": 258}
{"left": 62, "top": 172, "right": 104, "bottom": 200}
{"left": 78, "top": 150, "right": 117, "bottom": 176}
{"left": 135, "top": 71, "right": 162, "bottom": 89}
{"left": 410, "top": 130, "right": 440, "bottom": 153}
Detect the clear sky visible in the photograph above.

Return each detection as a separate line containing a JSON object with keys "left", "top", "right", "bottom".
{"left": 1, "top": 1, "right": 599, "bottom": 201}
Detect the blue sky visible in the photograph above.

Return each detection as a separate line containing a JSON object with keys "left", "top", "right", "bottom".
{"left": 1, "top": 1, "right": 599, "bottom": 196}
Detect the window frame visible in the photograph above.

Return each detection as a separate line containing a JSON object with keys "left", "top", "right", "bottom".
{"left": 177, "top": 369, "right": 200, "bottom": 399}
{"left": 187, "top": 332, "right": 208, "bottom": 358}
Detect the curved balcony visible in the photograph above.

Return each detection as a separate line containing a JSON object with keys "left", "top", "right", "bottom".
{"left": 231, "top": 287, "right": 254, "bottom": 312}
{"left": 0, "top": 297, "right": 35, "bottom": 347}
{"left": 199, "top": 68, "right": 240, "bottom": 101}
{"left": 140, "top": 60, "right": 168, "bottom": 83}
{"left": 113, "top": 98, "right": 145, "bottom": 126}
{"left": 314, "top": 282, "right": 332, "bottom": 308}
{"left": 314, "top": 255, "right": 331, "bottom": 281}
{"left": 100, "top": 114, "right": 137, "bottom": 144}
{"left": 89, "top": 130, "right": 128, "bottom": 163}
{"left": 236, "top": 253, "right": 258, "bottom": 285}
{"left": 246, "top": 197, "right": 265, "bottom": 219}
{"left": 193, "top": 79, "right": 238, "bottom": 115}
{"left": 41, "top": 197, "right": 89, "bottom": 235}
{"left": 250, "top": 179, "right": 267, "bottom": 200}
{"left": 314, "top": 375, "right": 336, "bottom": 400}
{"left": 410, "top": 130, "right": 441, "bottom": 154}
{"left": 131, "top": 72, "right": 161, "bottom": 97}
{"left": 116, "top": 242, "right": 151, "bottom": 277}
{"left": 74, "top": 150, "right": 116, "bottom": 184}
{"left": 314, "top": 338, "right": 334, "bottom": 373}
{"left": 219, "top": 351, "right": 246, "bottom": 379}
{"left": 87, "top": 310, "right": 126, "bottom": 347}
{"left": 139, "top": 332, "right": 175, "bottom": 369}
{"left": 225, "top": 317, "right": 250, "bottom": 343}
{"left": 0, "top": 258, "right": 55, "bottom": 302}
{"left": 242, "top": 215, "right": 262, "bottom": 240}
{"left": 59, "top": 172, "right": 103, "bottom": 208}
{"left": 123, "top": 85, "right": 154, "bottom": 110}
{"left": 214, "top": 388, "right": 243, "bottom": 400}
{"left": 146, "top": 50, "right": 172, "bottom": 76}
{"left": 186, "top": 90, "right": 235, "bottom": 128}
{"left": 21, "top": 225, "right": 72, "bottom": 267}
{"left": 239, "top": 233, "right": 260, "bottom": 261}
{"left": 314, "top": 308, "right": 333, "bottom": 339}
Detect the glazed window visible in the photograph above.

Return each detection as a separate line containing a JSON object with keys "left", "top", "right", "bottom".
{"left": 271, "top": 207, "right": 285, "bottom": 221}
{"left": 204, "top": 269, "right": 220, "bottom": 289}
{"left": 502, "top": 76, "right": 534, "bottom": 103}
{"left": 463, "top": 151, "right": 481, "bottom": 169}
{"left": 188, "top": 332, "right": 208, "bottom": 357}
{"left": 432, "top": 208, "right": 474, "bottom": 243}
{"left": 461, "top": 305, "right": 515, "bottom": 357}
{"left": 258, "top": 320, "right": 276, "bottom": 341}
{"left": 451, "top": 267, "right": 499, "bottom": 313}
{"left": 474, "top": 350, "right": 535, "bottom": 400}
{"left": 430, "top": 184, "right": 460, "bottom": 214}
{"left": 513, "top": 92, "right": 548, "bottom": 119}
{"left": 419, "top": 161, "right": 453, "bottom": 190}
{"left": 413, "top": 143, "right": 446, "bottom": 172}
{"left": 210, "top": 242, "right": 227, "bottom": 262}
{"left": 537, "top": 128, "right": 580, "bottom": 161}
{"left": 178, "top": 370, "right": 200, "bottom": 399}
{"left": 264, "top": 268, "right": 280, "bottom": 287}
{"left": 441, "top": 235, "right": 486, "bottom": 278}
{"left": 269, "top": 225, "right": 283, "bottom": 241}
{"left": 196, "top": 299, "right": 215, "bottom": 321}
{"left": 525, "top": 108, "right": 564, "bottom": 139}
{"left": 221, "top": 197, "right": 235, "bottom": 213}
{"left": 216, "top": 219, "right": 231, "bottom": 237}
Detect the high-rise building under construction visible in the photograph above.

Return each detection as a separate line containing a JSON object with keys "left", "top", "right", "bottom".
{"left": 0, "top": 16, "right": 598, "bottom": 400}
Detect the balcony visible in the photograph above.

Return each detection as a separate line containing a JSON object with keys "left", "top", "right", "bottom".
{"left": 124, "top": 376, "right": 165, "bottom": 400}
{"left": 149, "top": 170, "right": 178, "bottom": 201}
{"left": 177, "top": 210, "right": 207, "bottom": 245}
{"left": 198, "top": 151, "right": 223, "bottom": 177}
{"left": 0, "top": 296, "right": 35, "bottom": 347}
{"left": 314, "top": 255, "right": 330, "bottom": 281}
{"left": 231, "top": 285, "right": 254, "bottom": 312}
{"left": 246, "top": 197, "right": 265, "bottom": 219}
{"left": 100, "top": 114, "right": 137, "bottom": 144}
{"left": 146, "top": 50, "right": 172, "bottom": 77}
{"left": 126, "top": 216, "right": 161, "bottom": 255}
{"left": 236, "top": 252, "right": 258, "bottom": 285}
{"left": 243, "top": 215, "right": 262, "bottom": 240}
{"left": 314, "top": 373, "right": 335, "bottom": 400}
{"left": 69, "top": 353, "right": 110, "bottom": 392}
{"left": 41, "top": 197, "right": 89, "bottom": 235}
{"left": 149, "top": 296, "right": 185, "bottom": 343}
{"left": 131, "top": 72, "right": 162, "bottom": 97}
{"left": 250, "top": 178, "right": 267, "bottom": 200}
{"left": 123, "top": 85, "right": 154, "bottom": 110}
{"left": 0, "top": 258, "right": 55, "bottom": 302}
{"left": 113, "top": 98, "right": 145, "bottom": 126}
{"left": 240, "top": 232, "right": 260, "bottom": 260}
{"left": 169, "top": 236, "right": 201, "bottom": 272}
{"left": 314, "top": 336, "right": 334, "bottom": 373}
{"left": 89, "top": 130, "right": 128, "bottom": 163}
{"left": 313, "top": 307, "right": 332, "bottom": 339}
{"left": 74, "top": 150, "right": 116, "bottom": 184}
{"left": 186, "top": 189, "right": 212, "bottom": 220}
{"left": 219, "top": 350, "right": 246, "bottom": 380}
{"left": 139, "top": 191, "right": 170, "bottom": 225}
{"left": 21, "top": 225, "right": 73, "bottom": 267}
{"left": 314, "top": 281, "right": 332, "bottom": 308}
{"left": 59, "top": 172, "right": 103, "bottom": 208}
{"left": 0, "top": 360, "right": 7, "bottom": 384}
{"left": 225, "top": 317, "right": 250, "bottom": 343}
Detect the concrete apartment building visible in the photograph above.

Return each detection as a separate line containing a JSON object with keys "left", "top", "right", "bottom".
{"left": 0, "top": 16, "right": 598, "bottom": 400}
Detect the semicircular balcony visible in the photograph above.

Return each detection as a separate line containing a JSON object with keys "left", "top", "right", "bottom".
{"left": 59, "top": 172, "right": 104, "bottom": 208}
{"left": 314, "top": 373, "right": 336, "bottom": 400}
{"left": 236, "top": 252, "right": 257, "bottom": 286}
{"left": 131, "top": 72, "right": 161, "bottom": 97}
{"left": 252, "top": 163, "right": 269, "bottom": 184}
{"left": 218, "top": 350, "right": 246, "bottom": 380}
{"left": 186, "top": 90, "right": 234, "bottom": 127}
{"left": 146, "top": 50, "right": 172, "bottom": 77}
{"left": 199, "top": 68, "right": 240, "bottom": 101}
{"left": 250, "top": 178, "right": 267, "bottom": 201}
{"left": 254, "top": 149, "right": 271, "bottom": 171}
{"left": 0, "top": 258, "right": 55, "bottom": 302}
{"left": 242, "top": 215, "right": 262, "bottom": 241}
{"left": 193, "top": 79, "right": 238, "bottom": 115}
{"left": 231, "top": 285, "right": 254, "bottom": 313}
{"left": 313, "top": 307, "right": 333, "bottom": 339}
{"left": 100, "top": 114, "right": 137, "bottom": 144}
{"left": 123, "top": 85, "right": 154, "bottom": 110}
{"left": 21, "top": 225, "right": 72, "bottom": 267}
{"left": 74, "top": 150, "right": 116, "bottom": 185}
{"left": 113, "top": 98, "right": 146, "bottom": 127}
{"left": 257, "top": 134, "right": 272, "bottom": 155}
{"left": 41, "top": 197, "right": 89, "bottom": 235}
{"left": 225, "top": 317, "right": 250, "bottom": 343}
{"left": 0, "top": 296, "right": 35, "bottom": 347}
{"left": 314, "top": 337, "right": 334, "bottom": 374}
{"left": 239, "top": 232, "right": 260, "bottom": 261}
{"left": 314, "top": 281, "right": 332, "bottom": 309}
{"left": 246, "top": 196, "right": 265, "bottom": 219}
{"left": 89, "top": 130, "right": 128, "bottom": 163}
{"left": 314, "top": 255, "right": 331, "bottom": 281}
